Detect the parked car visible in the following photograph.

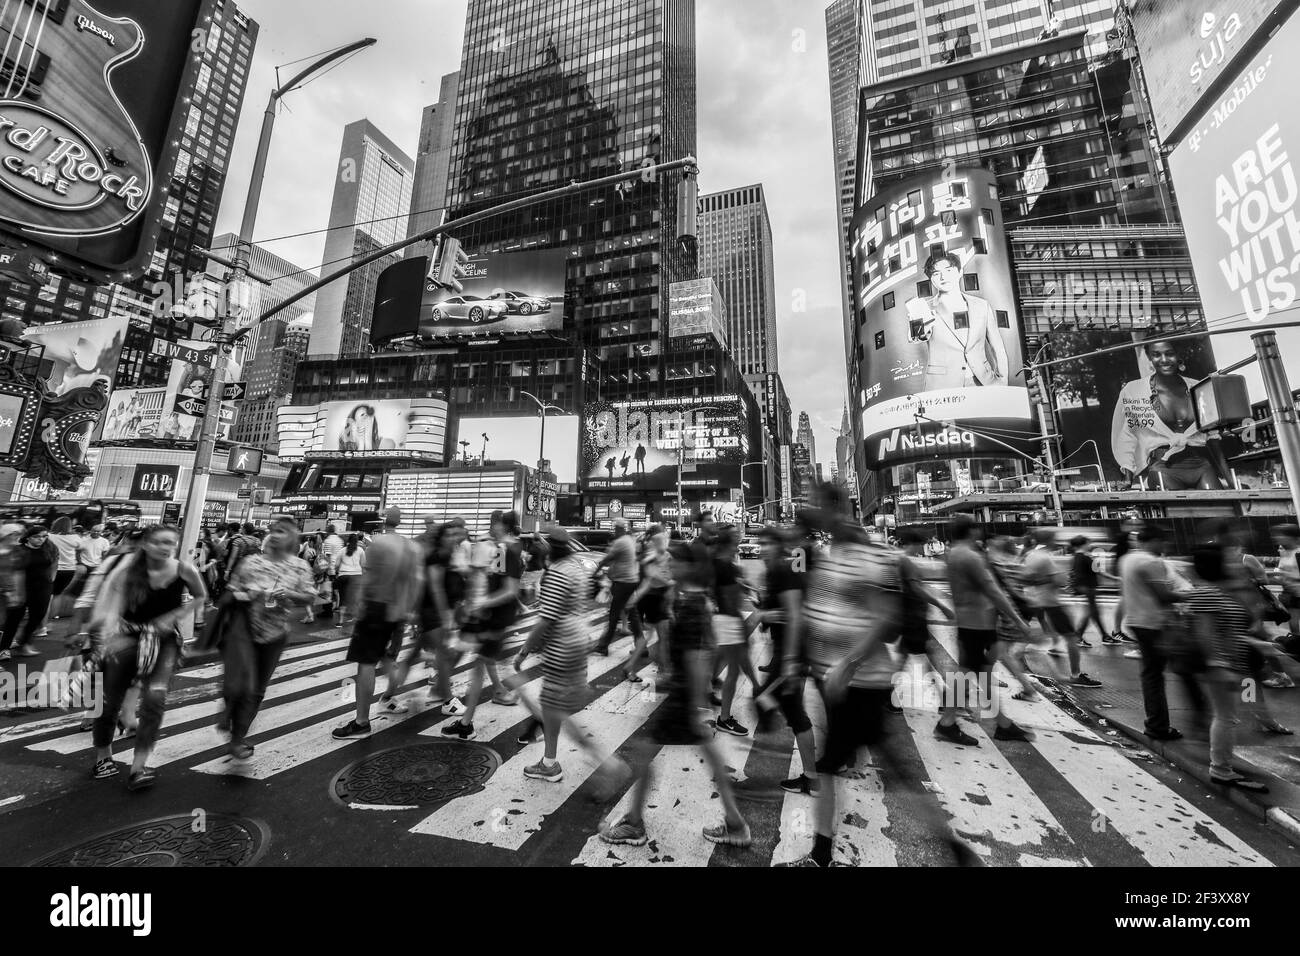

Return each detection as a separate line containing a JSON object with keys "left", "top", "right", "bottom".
{"left": 427, "top": 294, "right": 508, "bottom": 324}
{"left": 737, "top": 537, "right": 761, "bottom": 560}
{"left": 485, "top": 289, "right": 553, "bottom": 314}
{"left": 558, "top": 527, "right": 614, "bottom": 552}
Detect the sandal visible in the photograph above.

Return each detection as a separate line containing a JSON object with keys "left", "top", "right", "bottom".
{"left": 91, "top": 758, "right": 118, "bottom": 780}
{"left": 126, "top": 768, "right": 157, "bottom": 792}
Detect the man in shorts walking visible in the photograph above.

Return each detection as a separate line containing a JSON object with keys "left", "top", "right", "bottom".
{"left": 332, "top": 508, "right": 422, "bottom": 739}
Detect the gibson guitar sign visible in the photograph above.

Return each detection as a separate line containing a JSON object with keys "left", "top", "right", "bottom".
{"left": 0, "top": 0, "right": 152, "bottom": 238}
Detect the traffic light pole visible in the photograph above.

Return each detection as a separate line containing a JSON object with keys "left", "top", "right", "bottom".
{"left": 1252, "top": 331, "right": 1300, "bottom": 519}
{"left": 178, "top": 39, "right": 376, "bottom": 565}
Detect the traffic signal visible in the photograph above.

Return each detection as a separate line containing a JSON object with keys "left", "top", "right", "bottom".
{"left": 434, "top": 237, "right": 471, "bottom": 292}
{"left": 1026, "top": 374, "right": 1044, "bottom": 406}
{"left": 675, "top": 167, "right": 698, "bottom": 243}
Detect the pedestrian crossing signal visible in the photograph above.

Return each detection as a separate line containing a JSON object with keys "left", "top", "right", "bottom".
{"left": 434, "top": 237, "right": 471, "bottom": 293}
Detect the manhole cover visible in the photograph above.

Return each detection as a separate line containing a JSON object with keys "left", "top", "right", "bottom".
{"left": 331, "top": 741, "right": 501, "bottom": 809}
{"left": 29, "top": 814, "right": 269, "bottom": 867}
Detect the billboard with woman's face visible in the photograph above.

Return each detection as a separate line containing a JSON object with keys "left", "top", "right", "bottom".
{"left": 1050, "top": 330, "right": 1240, "bottom": 490}
{"left": 323, "top": 401, "right": 411, "bottom": 451}
{"left": 849, "top": 168, "right": 1033, "bottom": 468}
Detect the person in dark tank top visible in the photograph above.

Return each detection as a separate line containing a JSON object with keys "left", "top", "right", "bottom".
{"left": 88, "top": 524, "right": 206, "bottom": 792}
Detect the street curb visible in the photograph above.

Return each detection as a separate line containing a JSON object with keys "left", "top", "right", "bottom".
{"left": 1071, "top": 695, "right": 1300, "bottom": 833}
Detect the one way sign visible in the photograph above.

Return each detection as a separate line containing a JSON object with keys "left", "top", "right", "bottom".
{"left": 176, "top": 396, "right": 207, "bottom": 417}
{"left": 222, "top": 381, "right": 247, "bottom": 401}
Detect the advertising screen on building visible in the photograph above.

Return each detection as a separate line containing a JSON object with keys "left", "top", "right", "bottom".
{"left": 1129, "top": 0, "right": 1292, "bottom": 144}
{"left": 24, "top": 316, "right": 128, "bottom": 397}
{"left": 455, "top": 415, "right": 580, "bottom": 484}
{"left": 1050, "top": 330, "right": 1243, "bottom": 489}
{"left": 668, "top": 278, "right": 728, "bottom": 348}
{"left": 371, "top": 249, "right": 567, "bottom": 343}
{"left": 581, "top": 395, "right": 747, "bottom": 492}
{"left": 277, "top": 398, "right": 449, "bottom": 462}
{"left": 1167, "top": 7, "right": 1300, "bottom": 396}
{"left": 850, "top": 168, "right": 1033, "bottom": 468}
{"left": 0, "top": 0, "right": 209, "bottom": 275}
{"left": 101, "top": 387, "right": 166, "bottom": 440}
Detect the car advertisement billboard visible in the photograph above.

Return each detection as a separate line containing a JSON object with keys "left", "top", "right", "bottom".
{"left": 420, "top": 248, "right": 566, "bottom": 337}
{"left": 276, "top": 398, "right": 449, "bottom": 462}
{"left": 0, "top": 0, "right": 211, "bottom": 276}
{"left": 370, "top": 248, "right": 568, "bottom": 342}
{"left": 1167, "top": 7, "right": 1300, "bottom": 399}
{"left": 1128, "top": 0, "right": 1294, "bottom": 145}
{"left": 454, "top": 414, "right": 580, "bottom": 484}
{"left": 849, "top": 167, "right": 1033, "bottom": 468}
{"left": 581, "top": 395, "right": 748, "bottom": 492}
{"left": 1050, "top": 330, "right": 1242, "bottom": 490}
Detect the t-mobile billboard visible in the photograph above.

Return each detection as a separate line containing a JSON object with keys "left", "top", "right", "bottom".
{"left": 849, "top": 167, "right": 1033, "bottom": 468}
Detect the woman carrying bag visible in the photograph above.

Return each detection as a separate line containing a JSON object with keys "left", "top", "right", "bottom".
{"left": 88, "top": 525, "right": 207, "bottom": 790}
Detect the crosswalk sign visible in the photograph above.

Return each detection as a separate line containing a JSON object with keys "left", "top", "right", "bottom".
{"left": 226, "top": 445, "right": 263, "bottom": 476}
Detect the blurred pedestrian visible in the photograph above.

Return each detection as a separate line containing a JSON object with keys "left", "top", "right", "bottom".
{"left": 333, "top": 508, "right": 422, "bottom": 738}
{"left": 331, "top": 533, "right": 365, "bottom": 627}
{"left": 712, "top": 526, "right": 760, "bottom": 737}
{"left": 88, "top": 525, "right": 206, "bottom": 790}
{"left": 593, "top": 519, "right": 643, "bottom": 656}
{"left": 1022, "top": 528, "right": 1102, "bottom": 687}
{"left": 223, "top": 517, "right": 316, "bottom": 758}
{"left": 0, "top": 524, "right": 57, "bottom": 658}
{"left": 623, "top": 523, "right": 671, "bottom": 681}
{"left": 1069, "top": 536, "right": 1110, "bottom": 644}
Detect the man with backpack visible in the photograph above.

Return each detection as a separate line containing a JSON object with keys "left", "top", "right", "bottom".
{"left": 224, "top": 523, "right": 262, "bottom": 584}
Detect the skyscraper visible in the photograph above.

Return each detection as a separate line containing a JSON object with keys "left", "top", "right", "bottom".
{"left": 207, "top": 234, "right": 318, "bottom": 451}
{"left": 860, "top": 0, "right": 1117, "bottom": 84}
{"left": 796, "top": 411, "right": 817, "bottom": 468}
{"left": 442, "top": 0, "right": 697, "bottom": 402}
{"left": 696, "top": 184, "right": 778, "bottom": 377}
{"left": 307, "top": 120, "right": 414, "bottom": 358}
{"left": 406, "top": 72, "right": 461, "bottom": 259}
{"left": 825, "top": 0, "right": 865, "bottom": 355}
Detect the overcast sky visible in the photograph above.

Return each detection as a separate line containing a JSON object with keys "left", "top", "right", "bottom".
{"left": 217, "top": 0, "right": 846, "bottom": 467}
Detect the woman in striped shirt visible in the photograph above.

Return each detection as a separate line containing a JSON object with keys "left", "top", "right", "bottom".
{"left": 512, "top": 529, "right": 606, "bottom": 783}
{"left": 1184, "top": 543, "right": 1270, "bottom": 792}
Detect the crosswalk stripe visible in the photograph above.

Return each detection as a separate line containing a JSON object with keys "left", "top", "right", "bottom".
{"left": 180, "top": 635, "right": 352, "bottom": 680}
{"left": 1001, "top": 695, "right": 1272, "bottom": 867}
{"left": 408, "top": 637, "right": 646, "bottom": 848}
{"left": 191, "top": 622, "right": 618, "bottom": 781}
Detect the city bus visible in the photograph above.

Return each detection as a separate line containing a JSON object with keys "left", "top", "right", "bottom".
{"left": 0, "top": 498, "right": 142, "bottom": 529}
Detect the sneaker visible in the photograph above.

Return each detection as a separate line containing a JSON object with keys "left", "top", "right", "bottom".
{"left": 994, "top": 722, "right": 1035, "bottom": 742}
{"left": 1069, "top": 673, "right": 1103, "bottom": 688}
{"left": 1101, "top": 634, "right": 1123, "bottom": 645}
{"left": 378, "top": 697, "right": 409, "bottom": 715}
{"left": 1263, "top": 674, "right": 1295, "bottom": 689}
{"left": 491, "top": 691, "right": 518, "bottom": 706}
{"left": 780, "top": 774, "right": 819, "bottom": 794}
{"left": 1120, "top": 632, "right": 1139, "bottom": 644}
{"left": 934, "top": 721, "right": 979, "bottom": 746}
{"left": 1046, "top": 648, "right": 1065, "bottom": 658}
{"left": 516, "top": 722, "right": 542, "bottom": 745}
{"left": 0, "top": 649, "right": 10, "bottom": 662}
{"left": 1076, "top": 637, "right": 1092, "bottom": 648}
{"left": 439, "top": 697, "right": 467, "bottom": 717}
{"left": 440, "top": 719, "right": 476, "bottom": 741}
{"left": 715, "top": 716, "right": 749, "bottom": 737}
{"left": 228, "top": 741, "right": 254, "bottom": 759}
{"left": 781, "top": 855, "right": 828, "bottom": 867}
{"left": 523, "top": 759, "right": 564, "bottom": 782}
{"left": 1011, "top": 689, "right": 1040, "bottom": 702}
{"left": 599, "top": 817, "right": 648, "bottom": 846}
{"left": 91, "top": 758, "right": 118, "bottom": 780}
{"left": 1148, "top": 727, "right": 1184, "bottom": 741}
{"left": 12, "top": 645, "right": 38, "bottom": 657}
{"left": 1123, "top": 649, "right": 1142, "bottom": 659}
{"left": 624, "top": 670, "right": 643, "bottom": 684}
{"left": 331, "top": 720, "right": 371, "bottom": 739}
{"left": 335, "top": 621, "right": 343, "bottom": 628}
{"left": 702, "top": 819, "right": 752, "bottom": 847}
{"left": 126, "top": 768, "right": 157, "bottom": 792}
{"left": 33, "top": 627, "right": 48, "bottom": 638}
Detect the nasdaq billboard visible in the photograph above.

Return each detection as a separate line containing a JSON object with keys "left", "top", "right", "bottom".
{"left": 849, "top": 167, "right": 1033, "bottom": 468}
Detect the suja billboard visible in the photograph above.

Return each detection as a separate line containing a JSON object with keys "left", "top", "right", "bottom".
{"left": 277, "top": 398, "right": 449, "bottom": 462}
{"left": 581, "top": 395, "right": 747, "bottom": 492}
{"left": 370, "top": 248, "right": 567, "bottom": 343}
{"left": 849, "top": 167, "right": 1032, "bottom": 468}
{"left": 0, "top": 0, "right": 212, "bottom": 276}
{"left": 1050, "top": 330, "right": 1240, "bottom": 490}
{"left": 1128, "top": 0, "right": 1295, "bottom": 145}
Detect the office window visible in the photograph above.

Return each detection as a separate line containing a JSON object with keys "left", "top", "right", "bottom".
{"left": 963, "top": 274, "right": 980, "bottom": 292}
{"left": 883, "top": 292, "right": 895, "bottom": 310}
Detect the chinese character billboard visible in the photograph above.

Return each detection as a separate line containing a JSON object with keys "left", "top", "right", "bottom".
{"left": 849, "top": 167, "right": 1033, "bottom": 468}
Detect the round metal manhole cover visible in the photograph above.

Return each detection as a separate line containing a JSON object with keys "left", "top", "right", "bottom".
{"left": 29, "top": 815, "right": 269, "bottom": 867}
{"left": 331, "top": 741, "right": 501, "bottom": 809}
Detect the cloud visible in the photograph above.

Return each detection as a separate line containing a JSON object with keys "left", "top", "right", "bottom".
{"left": 219, "top": 0, "right": 846, "bottom": 467}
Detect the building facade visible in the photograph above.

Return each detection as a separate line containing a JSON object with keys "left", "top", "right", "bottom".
{"left": 826, "top": 0, "right": 866, "bottom": 372}
{"left": 406, "top": 72, "right": 461, "bottom": 261}
{"left": 796, "top": 410, "right": 817, "bottom": 471}
{"left": 307, "top": 120, "right": 415, "bottom": 359}
{"left": 696, "top": 184, "right": 778, "bottom": 376}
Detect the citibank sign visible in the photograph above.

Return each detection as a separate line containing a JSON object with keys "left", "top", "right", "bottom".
{"left": 0, "top": 101, "right": 149, "bottom": 236}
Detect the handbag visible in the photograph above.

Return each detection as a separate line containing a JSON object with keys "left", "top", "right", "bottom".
{"left": 1162, "top": 607, "right": 1208, "bottom": 676}
{"left": 194, "top": 590, "right": 251, "bottom": 653}
{"left": 1256, "top": 583, "right": 1290, "bottom": 625}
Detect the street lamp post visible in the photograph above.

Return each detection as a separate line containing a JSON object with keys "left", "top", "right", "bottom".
{"left": 178, "top": 38, "right": 376, "bottom": 564}
{"left": 519, "top": 390, "right": 566, "bottom": 475}
{"left": 740, "top": 461, "right": 764, "bottom": 521}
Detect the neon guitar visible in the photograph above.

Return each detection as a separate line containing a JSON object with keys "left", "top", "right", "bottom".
{"left": 0, "top": 0, "right": 151, "bottom": 237}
